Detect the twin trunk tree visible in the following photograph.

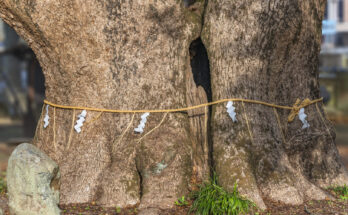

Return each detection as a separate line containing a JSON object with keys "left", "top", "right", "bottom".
{"left": 1, "top": 0, "right": 347, "bottom": 213}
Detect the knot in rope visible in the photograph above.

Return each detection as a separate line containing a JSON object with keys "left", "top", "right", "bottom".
{"left": 287, "top": 98, "right": 312, "bottom": 122}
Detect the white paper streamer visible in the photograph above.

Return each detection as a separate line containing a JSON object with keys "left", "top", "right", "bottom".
{"left": 43, "top": 105, "right": 50, "bottom": 128}
{"left": 226, "top": 101, "right": 237, "bottom": 122}
{"left": 299, "top": 108, "right": 310, "bottom": 129}
{"left": 154, "top": 162, "right": 168, "bottom": 174}
{"left": 74, "top": 110, "right": 87, "bottom": 133}
{"left": 134, "top": 112, "right": 150, "bottom": 133}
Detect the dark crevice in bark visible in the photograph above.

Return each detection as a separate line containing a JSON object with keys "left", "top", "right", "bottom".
{"left": 200, "top": 0, "right": 208, "bottom": 35}
{"left": 189, "top": 37, "right": 214, "bottom": 176}
{"left": 183, "top": 0, "right": 196, "bottom": 7}
{"left": 136, "top": 166, "right": 143, "bottom": 199}
{"left": 207, "top": 112, "right": 214, "bottom": 177}
{"left": 189, "top": 37, "right": 212, "bottom": 102}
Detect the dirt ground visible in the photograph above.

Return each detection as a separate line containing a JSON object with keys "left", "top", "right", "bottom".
{"left": 0, "top": 194, "right": 346, "bottom": 215}
{"left": 58, "top": 197, "right": 348, "bottom": 215}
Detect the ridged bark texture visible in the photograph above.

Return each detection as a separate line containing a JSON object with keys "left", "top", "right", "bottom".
{"left": 1, "top": 0, "right": 347, "bottom": 212}
{"left": 202, "top": 0, "right": 348, "bottom": 208}
{"left": 0, "top": 0, "right": 206, "bottom": 212}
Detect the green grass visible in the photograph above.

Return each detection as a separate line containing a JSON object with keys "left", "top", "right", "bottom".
{"left": 330, "top": 185, "right": 348, "bottom": 200}
{"left": 175, "top": 195, "right": 189, "bottom": 206}
{"left": 189, "top": 176, "right": 254, "bottom": 215}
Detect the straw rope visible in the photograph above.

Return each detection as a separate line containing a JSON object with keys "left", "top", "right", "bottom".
{"left": 53, "top": 107, "right": 57, "bottom": 150}
{"left": 137, "top": 113, "right": 168, "bottom": 142}
{"left": 36, "top": 104, "right": 45, "bottom": 139}
{"left": 42, "top": 98, "right": 323, "bottom": 146}
{"left": 67, "top": 109, "right": 76, "bottom": 150}
{"left": 44, "top": 98, "right": 323, "bottom": 120}
{"left": 273, "top": 107, "right": 287, "bottom": 144}
{"left": 85, "top": 111, "right": 104, "bottom": 125}
{"left": 315, "top": 103, "right": 335, "bottom": 144}
{"left": 204, "top": 106, "right": 208, "bottom": 147}
{"left": 113, "top": 113, "right": 136, "bottom": 150}
{"left": 241, "top": 101, "right": 254, "bottom": 142}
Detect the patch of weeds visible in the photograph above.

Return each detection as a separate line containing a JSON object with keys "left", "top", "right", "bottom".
{"left": 189, "top": 175, "right": 254, "bottom": 215}
{"left": 175, "top": 195, "right": 189, "bottom": 206}
{"left": 329, "top": 185, "right": 348, "bottom": 200}
{"left": 0, "top": 172, "right": 7, "bottom": 194}
{"left": 115, "top": 206, "right": 121, "bottom": 213}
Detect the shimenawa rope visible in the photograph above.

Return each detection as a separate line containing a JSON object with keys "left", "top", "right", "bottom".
{"left": 44, "top": 98, "right": 323, "bottom": 122}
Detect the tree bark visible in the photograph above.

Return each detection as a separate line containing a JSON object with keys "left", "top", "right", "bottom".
{"left": 1, "top": 0, "right": 347, "bottom": 212}
{"left": 0, "top": 0, "right": 207, "bottom": 212}
{"left": 202, "top": 0, "right": 348, "bottom": 208}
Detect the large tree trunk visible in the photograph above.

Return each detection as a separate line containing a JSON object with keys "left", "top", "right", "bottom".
{"left": 0, "top": 0, "right": 207, "bottom": 212}
{"left": 1, "top": 0, "right": 347, "bottom": 212}
{"left": 202, "top": 0, "right": 348, "bottom": 208}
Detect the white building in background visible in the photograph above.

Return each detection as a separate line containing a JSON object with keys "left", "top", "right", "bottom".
{"left": 320, "top": 0, "right": 348, "bottom": 110}
{"left": 321, "top": 0, "right": 348, "bottom": 69}
{"left": 323, "top": 0, "right": 348, "bottom": 47}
